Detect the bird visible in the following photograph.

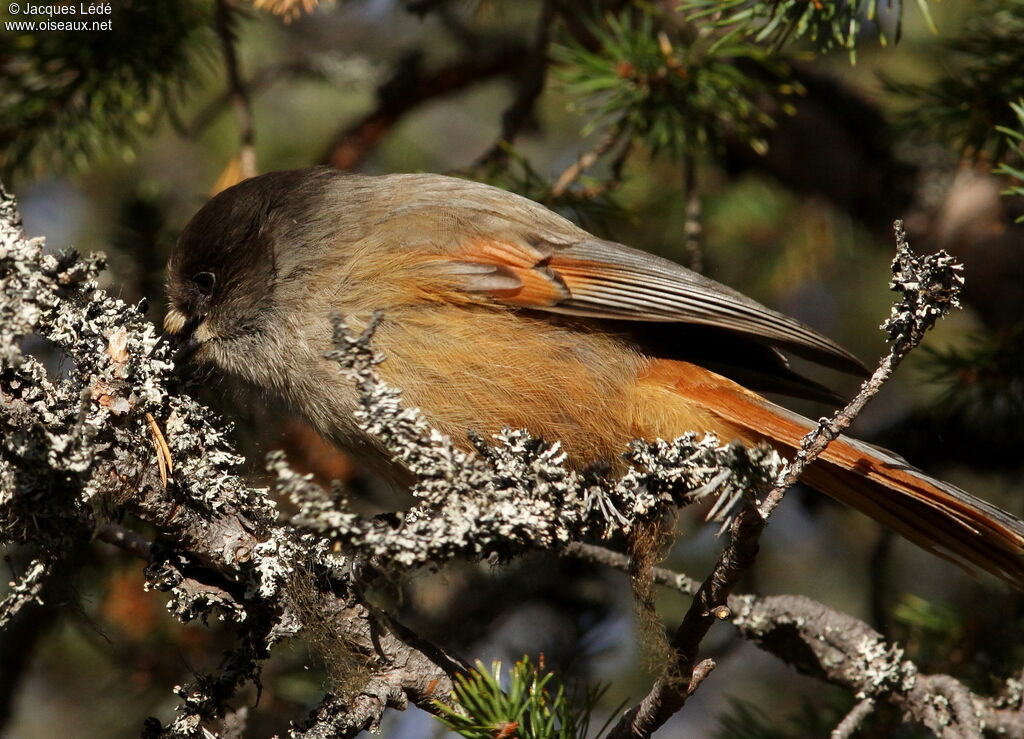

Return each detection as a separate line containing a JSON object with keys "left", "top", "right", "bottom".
{"left": 165, "top": 166, "right": 1024, "bottom": 587}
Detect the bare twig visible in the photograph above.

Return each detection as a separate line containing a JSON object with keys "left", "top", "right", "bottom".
{"left": 573, "top": 138, "right": 634, "bottom": 201}
{"left": 550, "top": 124, "right": 627, "bottom": 198}
{"left": 606, "top": 504, "right": 765, "bottom": 739}
{"left": 682, "top": 154, "right": 703, "bottom": 273}
{"left": 475, "top": 0, "right": 557, "bottom": 165}
{"left": 564, "top": 542, "right": 701, "bottom": 595}
{"left": 322, "top": 45, "right": 527, "bottom": 170}
{"left": 187, "top": 60, "right": 324, "bottom": 137}
{"left": 686, "top": 658, "right": 716, "bottom": 696}
{"left": 215, "top": 0, "right": 257, "bottom": 179}
{"left": 831, "top": 697, "right": 875, "bottom": 739}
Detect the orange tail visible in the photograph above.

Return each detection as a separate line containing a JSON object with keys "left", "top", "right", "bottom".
{"left": 639, "top": 360, "right": 1024, "bottom": 588}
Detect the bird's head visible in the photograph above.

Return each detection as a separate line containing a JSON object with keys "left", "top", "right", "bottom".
{"left": 165, "top": 168, "right": 352, "bottom": 377}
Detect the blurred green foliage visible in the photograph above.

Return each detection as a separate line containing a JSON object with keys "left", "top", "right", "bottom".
{"left": 884, "top": 0, "right": 1024, "bottom": 156}
{"left": 435, "top": 657, "right": 615, "bottom": 739}
{"left": 0, "top": 0, "right": 216, "bottom": 176}
{"left": 683, "top": 0, "right": 937, "bottom": 58}
{"left": 921, "top": 326, "right": 1024, "bottom": 434}
{"left": 553, "top": 7, "right": 792, "bottom": 159}
{"left": 715, "top": 695, "right": 853, "bottom": 739}
{"left": 996, "top": 100, "right": 1024, "bottom": 219}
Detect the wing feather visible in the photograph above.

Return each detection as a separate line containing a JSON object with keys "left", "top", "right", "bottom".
{"left": 382, "top": 175, "right": 866, "bottom": 381}
{"left": 433, "top": 232, "right": 866, "bottom": 376}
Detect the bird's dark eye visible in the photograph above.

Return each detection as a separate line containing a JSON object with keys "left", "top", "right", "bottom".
{"left": 192, "top": 271, "right": 216, "bottom": 295}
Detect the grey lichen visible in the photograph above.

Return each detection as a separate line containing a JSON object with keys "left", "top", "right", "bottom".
{"left": 0, "top": 557, "right": 51, "bottom": 628}
{"left": 852, "top": 635, "right": 917, "bottom": 700}
{"left": 882, "top": 219, "right": 964, "bottom": 347}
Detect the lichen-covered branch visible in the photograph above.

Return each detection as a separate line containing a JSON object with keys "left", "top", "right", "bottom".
{"left": 0, "top": 558, "right": 51, "bottom": 628}
{"left": 566, "top": 543, "right": 1024, "bottom": 738}
{"left": 0, "top": 185, "right": 458, "bottom": 737}
{"left": 758, "top": 220, "right": 964, "bottom": 518}
{"left": 607, "top": 222, "right": 967, "bottom": 739}
{"left": 281, "top": 311, "right": 781, "bottom": 571}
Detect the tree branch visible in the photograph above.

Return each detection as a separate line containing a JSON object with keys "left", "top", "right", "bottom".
{"left": 475, "top": 0, "right": 557, "bottom": 164}
{"left": 215, "top": 0, "right": 257, "bottom": 180}
{"left": 0, "top": 558, "right": 51, "bottom": 629}
{"left": 831, "top": 698, "right": 875, "bottom": 739}
{"left": 550, "top": 123, "right": 627, "bottom": 198}
{"left": 759, "top": 220, "right": 963, "bottom": 518}
{"left": 321, "top": 45, "right": 528, "bottom": 170}
{"left": 0, "top": 186, "right": 461, "bottom": 737}
{"left": 186, "top": 59, "right": 329, "bottom": 137}
{"left": 566, "top": 543, "right": 1024, "bottom": 738}
{"left": 607, "top": 221, "right": 965, "bottom": 739}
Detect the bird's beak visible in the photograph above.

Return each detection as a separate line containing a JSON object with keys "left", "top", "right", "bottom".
{"left": 164, "top": 307, "right": 187, "bottom": 335}
{"left": 164, "top": 307, "right": 212, "bottom": 366}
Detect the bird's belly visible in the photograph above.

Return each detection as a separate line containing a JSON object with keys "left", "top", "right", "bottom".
{"left": 370, "top": 307, "right": 651, "bottom": 467}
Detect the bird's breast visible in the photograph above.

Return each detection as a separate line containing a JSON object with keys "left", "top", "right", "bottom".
{"left": 335, "top": 304, "right": 649, "bottom": 468}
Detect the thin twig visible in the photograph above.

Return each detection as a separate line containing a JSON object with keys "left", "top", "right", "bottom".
{"left": 757, "top": 353, "right": 902, "bottom": 519}
{"left": 606, "top": 505, "right": 765, "bottom": 739}
{"left": 686, "top": 658, "right": 716, "bottom": 696}
{"left": 831, "top": 697, "right": 875, "bottom": 739}
{"left": 606, "top": 221, "right": 963, "bottom": 739}
{"left": 187, "top": 60, "right": 319, "bottom": 137}
{"left": 581, "top": 138, "right": 634, "bottom": 197}
{"left": 550, "top": 124, "right": 627, "bottom": 198}
{"left": 215, "top": 0, "right": 257, "bottom": 179}
{"left": 322, "top": 46, "right": 527, "bottom": 170}
{"left": 474, "top": 0, "right": 557, "bottom": 164}
{"left": 682, "top": 154, "right": 703, "bottom": 273}
{"left": 564, "top": 542, "right": 701, "bottom": 594}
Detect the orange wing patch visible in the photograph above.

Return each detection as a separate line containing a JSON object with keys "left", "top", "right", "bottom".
{"left": 445, "top": 236, "right": 570, "bottom": 308}
{"left": 461, "top": 235, "right": 548, "bottom": 268}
